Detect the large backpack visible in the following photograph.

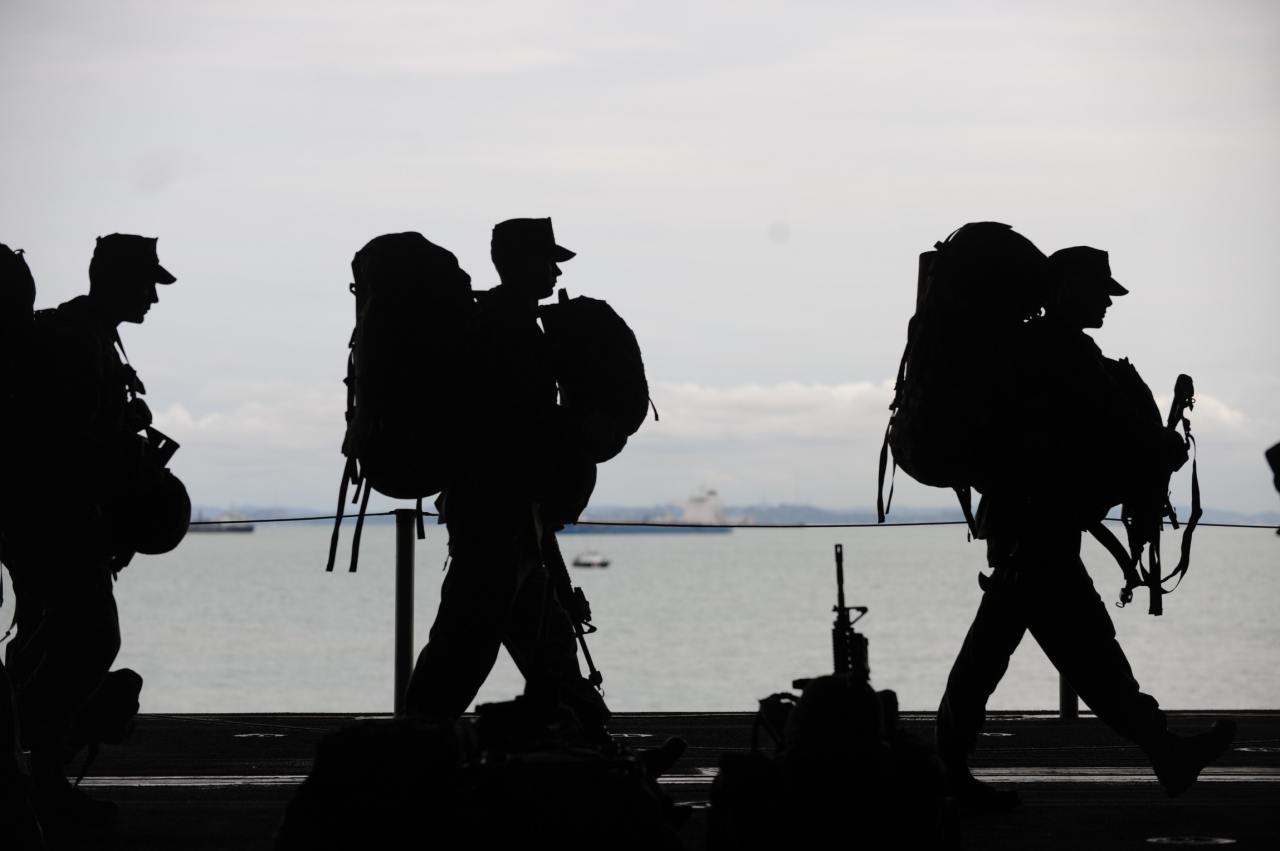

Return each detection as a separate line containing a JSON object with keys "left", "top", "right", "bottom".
{"left": 0, "top": 244, "right": 35, "bottom": 586}
{"left": 877, "top": 222, "right": 1048, "bottom": 528}
{"left": 326, "top": 233, "right": 475, "bottom": 572}
{"left": 538, "top": 289, "right": 652, "bottom": 465}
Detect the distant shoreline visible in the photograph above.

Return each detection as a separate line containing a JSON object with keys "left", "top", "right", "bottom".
{"left": 191, "top": 503, "right": 1280, "bottom": 528}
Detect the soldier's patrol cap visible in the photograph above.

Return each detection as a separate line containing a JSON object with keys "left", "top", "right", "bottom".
{"left": 1047, "top": 246, "right": 1127, "bottom": 296}
{"left": 491, "top": 218, "right": 575, "bottom": 263}
{"left": 92, "top": 234, "right": 176, "bottom": 285}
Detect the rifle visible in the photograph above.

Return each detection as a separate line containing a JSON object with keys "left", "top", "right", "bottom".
{"left": 1116, "top": 373, "right": 1201, "bottom": 615}
{"left": 831, "top": 544, "right": 870, "bottom": 680}
{"left": 794, "top": 544, "right": 869, "bottom": 688}
{"left": 539, "top": 527, "right": 604, "bottom": 691}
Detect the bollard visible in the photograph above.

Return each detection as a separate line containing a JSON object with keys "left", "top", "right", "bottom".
{"left": 1059, "top": 674, "right": 1079, "bottom": 721}
{"left": 393, "top": 508, "right": 416, "bottom": 715}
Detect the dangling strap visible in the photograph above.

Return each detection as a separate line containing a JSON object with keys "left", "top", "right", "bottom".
{"left": 877, "top": 334, "right": 914, "bottom": 523}
{"left": 954, "top": 485, "right": 976, "bottom": 539}
{"left": 1120, "top": 506, "right": 1153, "bottom": 610}
{"left": 1146, "top": 530, "right": 1164, "bottom": 616}
{"left": 415, "top": 497, "right": 426, "bottom": 540}
{"left": 325, "top": 457, "right": 356, "bottom": 572}
{"left": 876, "top": 419, "right": 896, "bottom": 523}
{"left": 649, "top": 397, "right": 660, "bottom": 422}
{"left": 1164, "top": 432, "right": 1201, "bottom": 595}
{"left": 347, "top": 484, "right": 372, "bottom": 573}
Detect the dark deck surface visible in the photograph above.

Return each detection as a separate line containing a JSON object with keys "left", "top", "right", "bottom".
{"left": 45, "top": 710, "right": 1280, "bottom": 849}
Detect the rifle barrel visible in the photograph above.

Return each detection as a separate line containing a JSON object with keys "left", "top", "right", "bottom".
{"left": 835, "top": 543, "right": 846, "bottom": 610}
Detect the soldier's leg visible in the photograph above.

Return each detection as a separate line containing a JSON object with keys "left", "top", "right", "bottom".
{"left": 8, "top": 565, "right": 121, "bottom": 755}
{"left": 502, "top": 561, "right": 610, "bottom": 731}
{"left": 1024, "top": 541, "right": 1167, "bottom": 750}
{"left": 1026, "top": 532, "right": 1234, "bottom": 795}
{"left": 936, "top": 563, "right": 1029, "bottom": 773}
{"left": 405, "top": 513, "right": 526, "bottom": 720}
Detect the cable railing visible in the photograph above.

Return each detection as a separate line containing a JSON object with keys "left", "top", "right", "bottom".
{"left": 188, "top": 512, "right": 1278, "bottom": 530}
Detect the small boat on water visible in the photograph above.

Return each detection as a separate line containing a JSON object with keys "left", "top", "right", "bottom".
{"left": 571, "top": 550, "right": 610, "bottom": 568}
{"left": 189, "top": 513, "right": 256, "bottom": 533}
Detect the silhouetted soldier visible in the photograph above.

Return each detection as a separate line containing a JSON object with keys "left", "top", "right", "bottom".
{"left": 936, "top": 245, "right": 1235, "bottom": 809}
{"left": 4, "top": 234, "right": 173, "bottom": 827}
{"left": 0, "top": 243, "right": 44, "bottom": 846}
{"left": 405, "top": 218, "right": 610, "bottom": 741}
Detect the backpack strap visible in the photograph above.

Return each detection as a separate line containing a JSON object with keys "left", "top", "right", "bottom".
{"left": 876, "top": 419, "right": 895, "bottom": 523}
{"left": 877, "top": 334, "right": 913, "bottom": 523}
{"left": 347, "top": 480, "right": 371, "bottom": 573}
{"left": 325, "top": 456, "right": 356, "bottom": 572}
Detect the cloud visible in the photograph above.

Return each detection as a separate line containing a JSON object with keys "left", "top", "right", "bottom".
{"left": 143, "top": 376, "right": 1274, "bottom": 512}
{"left": 1154, "top": 392, "right": 1249, "bottom": 434}
{"left": 642, "top": 380, "right": 894, "bottom": 445}
{"left": 153, "top": 382, "right": 341, "bottom": 453}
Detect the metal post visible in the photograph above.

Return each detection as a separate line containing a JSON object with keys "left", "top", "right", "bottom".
{"left": 1059, "top": 675, "right": 1079, "bottom": 721}
{"left": 393, "top": 508, "right": 416, "bottom": 715}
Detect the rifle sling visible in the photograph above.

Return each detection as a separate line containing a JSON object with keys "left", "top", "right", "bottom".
{"left": 1164, "top": 433, "right": 1201, "bottom": 594}
{"left": 1089, "top": 521, "right": 1143, "bottom": 595}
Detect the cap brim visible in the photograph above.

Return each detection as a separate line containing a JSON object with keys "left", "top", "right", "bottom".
{"left": 552, "top": 245, "right": 576, "bottom": 262}
{"left": 154, "top": 264, "right": 176, "bottom": 285}
{"left": 1106, "top": 277, "right": 1128, "bottom": 296}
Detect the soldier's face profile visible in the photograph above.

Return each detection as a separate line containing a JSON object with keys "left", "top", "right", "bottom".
{"left": 1079, "top": 289, "right": 1112, "bottom": 329}
{"left": 542, "top": 261, "right": 561, "bottom": 298}
{"left": 118, "top": 276, "right": 159, "bottom": 324}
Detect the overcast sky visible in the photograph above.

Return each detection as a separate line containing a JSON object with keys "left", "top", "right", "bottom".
{"left": 3, "top": 0, "right": 1277, "bottom": 513}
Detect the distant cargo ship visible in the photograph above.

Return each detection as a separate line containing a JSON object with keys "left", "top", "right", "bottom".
{"left": 189, "top": 513, "right": 256, "bottom": 533}
{"left": 561, "top": 488, "right": 734, "bottom": 534}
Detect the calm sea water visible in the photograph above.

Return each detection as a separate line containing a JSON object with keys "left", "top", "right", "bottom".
{"left": 3, "top": 523, "right": 1276, "bottom": 714}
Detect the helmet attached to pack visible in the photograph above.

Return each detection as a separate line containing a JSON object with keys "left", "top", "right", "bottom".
{"left": 125, "top": 468, "right": 192, "bottom": 556}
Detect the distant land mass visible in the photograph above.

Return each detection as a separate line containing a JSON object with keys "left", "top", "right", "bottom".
{"left": 194, "top": 503, "right": 1280, "bottom": 528}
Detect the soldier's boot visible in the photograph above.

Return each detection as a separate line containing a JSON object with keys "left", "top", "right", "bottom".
{"left": 1150, "top": 719, "right": 1237, "bottom": 797}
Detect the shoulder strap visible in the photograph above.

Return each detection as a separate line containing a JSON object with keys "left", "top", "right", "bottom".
{"left": 876, "top": 332, "right": 914, "bottom": 523}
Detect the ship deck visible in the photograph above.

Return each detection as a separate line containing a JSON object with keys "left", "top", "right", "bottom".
{"left": 49, "top": 709, "right": 1280, "bottom": 849}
